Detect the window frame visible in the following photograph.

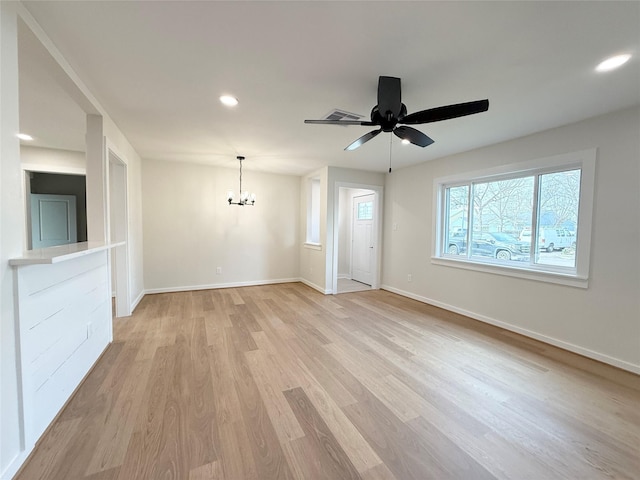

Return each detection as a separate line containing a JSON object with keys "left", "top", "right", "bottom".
{"left": 305, "top": 177, "right": 322, "bottom": 248}
{"left": 432, "top": 149, "right": 596, "bottom": 288}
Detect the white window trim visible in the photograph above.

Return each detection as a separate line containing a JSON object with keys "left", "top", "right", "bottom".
{"left": 306, "top": 177, "right": 321, "bottom": 245}
{"left": 432, "top": 148, "right": 596, "bottom": 288}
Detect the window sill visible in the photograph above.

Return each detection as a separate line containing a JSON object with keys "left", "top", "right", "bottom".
{"left": 304, "top": 243, "right": 322, "bottom": 251}
{"left": 431, "top": 256, "right": 588, "bottom": 288}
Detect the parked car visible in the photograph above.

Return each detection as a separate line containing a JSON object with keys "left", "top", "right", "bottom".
{"left": 447, "top": 232, "right": 530, "bottom": 261}
{"left": 519, "top": 227, "right": 575, "bottom": 252}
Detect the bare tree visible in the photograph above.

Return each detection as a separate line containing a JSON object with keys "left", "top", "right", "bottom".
{"left": 539, "top": 170, "right": 581, "bottom": 228}
{"left": 447, "top": 169, "right": 580, "bottom": 240}
{"left": 473, "top": 177, "right": 533, "bottom": 233}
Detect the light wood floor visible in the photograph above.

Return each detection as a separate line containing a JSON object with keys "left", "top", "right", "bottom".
{"left": 336, "top": 278, "right": 372, "bottom": 294}
{"left": 16, "top": 283, "right": 640, "bottom": 480}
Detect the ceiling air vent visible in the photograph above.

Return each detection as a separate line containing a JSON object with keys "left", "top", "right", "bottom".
{"left": 323, "top": 109, "right": 363, "bottom": 124}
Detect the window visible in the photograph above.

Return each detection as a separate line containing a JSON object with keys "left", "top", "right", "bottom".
{"left": 306, "top": 177, "right": 321, "bottom": 246}
{"left": 433, "top": 149, "right": 595, "bottom": 287}
{"left": 357, "top": 201, "right": 373, "bottom": 220}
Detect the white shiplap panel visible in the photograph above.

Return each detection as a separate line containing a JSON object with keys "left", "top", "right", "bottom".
{"left": 33, "top": 324, "right": 110, "bottom": 441}
{"left": 21, "top": 265, "right": 107, "bottom": 330}
{"left": 24, "top": 279, "right": 109, "bottom": 366}
{"left": 31, "top": 298, "right": 109, "bottom": 391}
{"left": 15, "top": 249, "right": 112, "bottom": 446}
{"left": 18, "top": 250, "right": 106, "bottom": 296}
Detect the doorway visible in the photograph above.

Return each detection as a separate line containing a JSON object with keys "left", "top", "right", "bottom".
{"left": 334, "top": 185, "right": 382, "bottom": 294}
{"left": 351, "top": 193, "right": 375, "bottom": 285}
{"left": 23, "top": 169, "right": 88, "bottom": 250}
{"left": 108, "top": 147, "right": 131, "bottom": 318}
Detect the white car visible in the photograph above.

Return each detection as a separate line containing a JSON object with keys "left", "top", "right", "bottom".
{"left": 519, "top": 227, "right": 575, "bottom": 252}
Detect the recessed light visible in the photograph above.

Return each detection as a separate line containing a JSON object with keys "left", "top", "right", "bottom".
{"left": 220, "top": 95, "right": 239, "bottom": 107}
{"left": 596, "top": 54, "right": 631, "bottom": 72}
{"left": 401, "top": 139, "right": 410, "bottom": 145}
{"left": 16, "top": 133, "right": 33, "bottom": 141}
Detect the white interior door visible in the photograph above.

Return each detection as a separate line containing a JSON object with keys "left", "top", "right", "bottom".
{"left": 30, "top": 193, "right": 77, "bottom": 249}
{"left": 351, "top": 193, "right": 375, "bottom": 285}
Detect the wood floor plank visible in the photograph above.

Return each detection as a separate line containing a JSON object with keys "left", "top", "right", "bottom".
{"left": 176, "top": 316, "right": 220, "bottom": 470}
{"left": 20, "top": 394, "right": 113, "bottom": 479}
{"left": 283, "top": 386, "right": 361, "bottom": 480}
{"left": 225, "top": 328, "right": 294, "bottom": 479}
{"left": 228, "top": 313, "right": 259, "bottom": 352}
{"left": 85, "top": 357, "right": 153, "bottom": 475}
{"left": 287, "top": 338, "right": 358, "bottom": 408}
{"left": 207, "top": 331, "right": 244, "bottom": 426}
{"left": 342, "top": 390, "right": 496, "bottom": 480}
{"left": 189, "top": 460, "right": 223, "bottom": 479}
{"left": 360, "top": 463, "right": 398, "bottom": 480}
{"left": 58, "top": 342, "right": 124, "bottom": 421}
{"left": 13, "top": 417, "right": 82, "bottom": 480}
{"left": 15, "top": 285, "right": 640, "bottom": 480}
{"left": 216, "top": 419, "right": 259, "bottom": 480}
{"left": 116, "top": 345, "right": 177, "bottom": 479}
{"left": 244, "top": 350, "right": 306, "bottom": 443}
{"left": 292, "top": 372, "right": 383, "bottom": 474}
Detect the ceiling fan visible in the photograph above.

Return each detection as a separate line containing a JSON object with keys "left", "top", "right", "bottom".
{"left": 305, "top": 76, "right": 489, "bottom": 151}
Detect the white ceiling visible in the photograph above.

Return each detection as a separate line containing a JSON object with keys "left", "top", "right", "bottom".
{"left": 19, "top": 1, "right": 640, "bottom": 175}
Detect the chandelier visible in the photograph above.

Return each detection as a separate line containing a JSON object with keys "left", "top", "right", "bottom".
{"left": 227, "top": 156, "right": 256, "bottom": 206}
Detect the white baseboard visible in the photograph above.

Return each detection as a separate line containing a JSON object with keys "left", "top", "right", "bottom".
{"left": 380, "top": 284, "right": 640, "bottom": 375}
{"left": 1, "top": 450, "right": 30, "bottom": 480}
{"left": 144, "top": 277, "right": 301, "bottom": 295}
{"left": 130, "top": 290, "right": 145, "bottom": 312}
{"left": 337, "top": 274, "right": 351, "bottom": 280}
{"left": 299, "top": 278, "right": 332, "bottom": 294}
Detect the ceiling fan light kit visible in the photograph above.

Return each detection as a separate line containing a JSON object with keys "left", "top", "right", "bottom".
{"left": 305, "top": 75, "right": 489, "bottom": 151}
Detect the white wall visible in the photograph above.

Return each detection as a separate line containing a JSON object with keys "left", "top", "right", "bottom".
{"left": 382, "top": 106, "right": 640, "bottom": 372}
{"left": 20, "top": 144, "right": 85, "bottom": 171}
{"left": 299, "top": 167, "right": 329, "bottom": 292}
{"left": 1, "top": 2, "right": 26, "bottom": 475}
{"left": 1, "top": 4, "right": 146, "bottom": 477}
{"left": 142, "top": 159, "right": 300, "bottom": 292}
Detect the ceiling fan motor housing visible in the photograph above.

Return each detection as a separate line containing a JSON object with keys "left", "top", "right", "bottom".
{"left": 371, "top": 104, "right": 407, "bottom": 132}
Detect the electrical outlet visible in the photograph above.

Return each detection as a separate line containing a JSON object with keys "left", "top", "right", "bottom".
{"left": 216, "top": 267, "right": 222, "bottom": 274}
{"left": 407, "top": 274, "right": 412, "bottom": 282}
{"left": 393, "top": 223, "right": 398, "bottom": 231}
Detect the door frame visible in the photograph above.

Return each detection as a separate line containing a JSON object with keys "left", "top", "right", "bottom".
{"left": 332, "top": 182, "right": 383, "bottom": 295}
{"left": 106, "top": 141, "right": 131, "bottom": 318}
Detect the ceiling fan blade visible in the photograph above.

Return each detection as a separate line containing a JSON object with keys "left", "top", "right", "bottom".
{"left": 401, "top": 99, "right": 489, "bottom": 125}
{"left": 394, "top": 126, "right": 434, "bottom": 147}
{"left": 344, "top": 129, "right": 382, "bottom": 151}
{"left": 377, "top": 76, "right": 402, "bottom": 118}
{"left": 304, "top": 119, "right": 376, "bottom": 126}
